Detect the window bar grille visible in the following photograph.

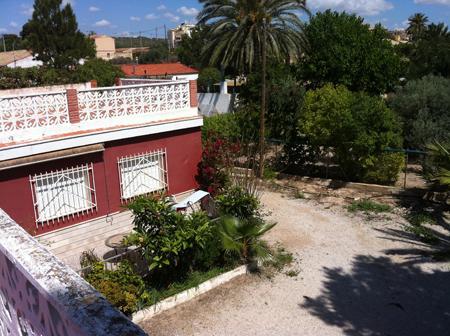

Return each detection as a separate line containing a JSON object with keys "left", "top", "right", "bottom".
{"left": 118, "top": 148, "right": 168, "bottom": 203}
{"left": 30, "top": 163, "right": 97, "bottom": 227}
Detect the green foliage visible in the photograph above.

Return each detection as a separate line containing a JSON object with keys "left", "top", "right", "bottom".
{"left": 198, "top": 67, "right": 221, "bottom": 92}
{"left": 176, "top": 25, "right": 210, "bottom": 69}
{"left": 363, "top": 153, "right": 405, "bottom": 185}
{"left": 0, "top": 34, "right": 26, "bottom": 51}
{"left": 196, "top": 133, "right": 240, "bottom": 195}
{"left": 406, "top": 13, "right": 429, "bottom": 41}
{"left": 389, "top": 75, "right": 450, "bottom": 149}
{"left": 405, "top": 225, "right": 439, "bottom": 245}
{"left": 127, "top": 197, "right": 222, "bottom": 276}
{"left": 347, "top": 200, "right": 392, "bottom": 214}
{"left": 138, "top": 40, "right": 169, "bottom": 63}
{"left": 301, "top": 84, "right": 403, "bottom": 183}
{"left": 218, "top": 216, "right": 276, "bottom": 264}
{"left": 21, "top": 0, "right": 95, "bottom": 69}
{"left": 0, "top": 58, "right": 122, "bottom": 89}
{"left": 75, "top": 58, "right": 123, "bottom": 87}
{"left": 198, "top": 0, "right": 308, "bottom": 71}
{"left": 83, "top": 261, "right": 145, "bottom": 315}
{"left": 427, "top": 142, "right": 450, "bottom": 187}
{"left": 202, "top": 114, "right": 240, "bottom": 143}
{"left": 264, "top": 244, "right": 294, "bottom": 271}
{"left": 405, "top": 21, "right": 450, "bottom": 78}
{"left": 298, "top": 10, "right": 404, "bottom": 94}
{"left": 238, "top": 62, "right": 306, "bottom": 143}
{"left": 406, "top": 212, "right": 436, "bottom": 227}
{"left": 216, "top": 186, "right": 260, "bottom": 219}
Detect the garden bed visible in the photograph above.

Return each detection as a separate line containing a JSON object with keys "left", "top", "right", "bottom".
{"left": 132, "top": 265, "right": 247, "bottom": 323}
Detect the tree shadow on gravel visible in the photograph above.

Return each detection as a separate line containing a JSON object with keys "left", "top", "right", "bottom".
{"left": 301, "top": 255, "right": 450, "bottom": 336}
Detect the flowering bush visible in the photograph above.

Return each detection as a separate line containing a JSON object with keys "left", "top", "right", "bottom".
{"left": 196, "top": 132, "right": 240, "bottom": 196}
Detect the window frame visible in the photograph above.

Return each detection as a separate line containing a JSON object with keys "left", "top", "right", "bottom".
{"left": 117, "top": 148, "right": 168, "bottom": 202}
{"left": 29, "top": 163, "right": 97, "bottom": 226}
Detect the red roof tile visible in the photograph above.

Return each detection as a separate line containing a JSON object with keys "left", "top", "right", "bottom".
{"left": 120, "top": 63, "right": 198, "bottom": 77}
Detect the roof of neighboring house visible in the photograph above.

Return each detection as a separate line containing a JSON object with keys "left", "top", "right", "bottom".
{"left": 120, "top": 63, "right": 198, "bottom": 77}
{"left": 0, "top": 50, "right": 33, "bottom": 67}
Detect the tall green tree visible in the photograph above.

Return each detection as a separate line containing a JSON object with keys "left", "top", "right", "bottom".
{"left": 406, "top": 13, "right": 429, "bottom": 41}
{"left": 21, "top": 0, "right": 95, "bottom": 69}
{"left": 176, "top": 25, "right": 210, "bottom": 69}
{"left": 298, "top": 10, "right": 403, "bottom": 95}
{"left": 198, "top": 0, "right": 309, "bottom": 177}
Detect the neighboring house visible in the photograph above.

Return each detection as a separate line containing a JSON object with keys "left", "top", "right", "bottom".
{"left": 120, "top": 63, "right": 199, "bottom": 81}
{"left": 91, "top": 35, "right": 116, "bottom": 60}
{"left": 0, "top": 50, "right": 43, "bottom": 68}
{"left": 0, "top": 78, "right": 202, "bottom": 267}
{"left": 168, "top": 23, "right": 196, "bottom": 49}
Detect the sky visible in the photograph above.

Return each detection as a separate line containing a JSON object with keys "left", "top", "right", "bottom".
{"left": 0, "top": 0, "right": 449, "bottom": 37}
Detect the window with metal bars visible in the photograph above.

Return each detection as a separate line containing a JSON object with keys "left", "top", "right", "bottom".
{"left": 30, "top": 164, "right": 97, "bottom": 226}
{"left": 118, "top": 149, "right": 168, "bottom": 201}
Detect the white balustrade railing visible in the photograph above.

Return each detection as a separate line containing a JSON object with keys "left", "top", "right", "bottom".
{"left": 0, "top": 92, "right": 70, "bottom": 134}
{"left": 77, "top": 81, "right": 191, "bottom": 123}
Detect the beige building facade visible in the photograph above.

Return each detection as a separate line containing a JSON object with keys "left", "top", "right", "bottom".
{"left": 92, "top": 35, "right": 116, "bottom": 60}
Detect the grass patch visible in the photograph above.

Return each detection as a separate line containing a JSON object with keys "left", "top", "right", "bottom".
{"left": 144, "top": 266, "right": 234, "bottom": 307}
{"left": 347, "top": 199, "right": 392, "bottom": 214}
{"left": 406, "top": 212, "right": 436, "bottom": 227}
{"left": 265, "top": 244, "right": 294, "bottom": 271}
{"left": 405, "top": 225, "right": 439, "bottom": 245}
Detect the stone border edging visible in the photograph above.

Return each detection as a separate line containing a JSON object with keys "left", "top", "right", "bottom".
{"left": 132, "top": 265, "right": 248, "bottom": 324}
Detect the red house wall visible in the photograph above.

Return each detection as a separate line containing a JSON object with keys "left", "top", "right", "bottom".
{"left": 0, "top": 128, "right": 202, "bottom": 235}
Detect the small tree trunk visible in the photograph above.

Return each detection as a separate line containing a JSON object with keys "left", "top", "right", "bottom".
{"left": 258, "top": 27, "right": 267, "bottom": 178}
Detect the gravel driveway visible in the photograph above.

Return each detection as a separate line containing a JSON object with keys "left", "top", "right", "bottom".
{"left": 140, "top": 191, "right": 450, "bottom": 336}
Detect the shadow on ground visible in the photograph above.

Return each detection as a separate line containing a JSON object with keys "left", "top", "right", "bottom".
{"left": 301, "top": 255, "right": 450, "bottom": 336}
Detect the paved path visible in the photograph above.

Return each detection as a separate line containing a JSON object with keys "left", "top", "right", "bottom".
{"left": 140, "top": 191, "right": 450, "bottom": 336}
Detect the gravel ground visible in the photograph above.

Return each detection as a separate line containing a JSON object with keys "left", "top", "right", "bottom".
{"left": 140, "top": 191, "right": 450, "bottom": 336}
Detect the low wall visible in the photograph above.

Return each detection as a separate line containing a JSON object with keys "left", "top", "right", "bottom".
{"left": 198, "top": 93, "right": 236, "bottom": 116}
{"left": 0, "top": 208, "right": 147, "bottom": 336}
{"left": 0, "top": 82, "right": 93, "bottom": 97}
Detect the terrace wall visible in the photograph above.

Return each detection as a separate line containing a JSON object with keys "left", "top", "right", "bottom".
{"left": 0, "top": 208, "right": 147, "bottom": 336}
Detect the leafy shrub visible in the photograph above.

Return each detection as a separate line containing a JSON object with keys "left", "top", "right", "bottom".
{"left": 196, "top": 133, "right": 240, "bottom": 196}
{"left": 127, "top": 197, "right": 224, "bottom": 280}
{"left": 427, "top": 142, "right": 450, "bottom": 188}
{"left": 198, "top": 67, "right": 222, "bottom": 92}
{"left": 301, "top": 84, "right": 403, "bottom": 184}
{"left": 405, "top": 225, "right": 439, "bottom": 245}
{"left": 216, "top": 186, "right": 260, "bottom": 219}
{"left": 83, "top": 261, "right": 145, "bottom": 315}
{"left": 202, "top": 114, "right": 240, "bottom": 143}
{"left": 347, "top": 200, "right": 392, "bottom": 214}
{"left": 363, "top": 153, "right": 405, "bottom": 185}
{"left": 389, "top": 75, "right": 450, "bottom": 149}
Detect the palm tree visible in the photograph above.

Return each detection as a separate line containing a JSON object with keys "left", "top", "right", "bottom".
{"left": 425, "top": 22, "right": 450, "bottom": 39}
{"left": 428, "top": 142, "right": 450, "bottom": 187}
{"left": 198, "top": 0, "right": 309, "bottom": 177}
{"left": 218, "top": 216, "right": 276, "bottom": 264}
{"left": 406, "top": 13, "right": 429, "bottom": 41}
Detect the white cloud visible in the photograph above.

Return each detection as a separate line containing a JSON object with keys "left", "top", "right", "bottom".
{"left": 145, "top": 13, "right": 159, "bottom": 20}
{"left": 309, "top": 0, "right": 394, "bottom": 16}
{"left": 94, "top": 19, "right": 111, "bottom": 27}
{"left": 0, "top": 28, "right": 7, "bottom": 33}
{"left": 414, "top": 0, "right": 450, "bottom": 5}
{"left": 157, "top": 5, "right": 167, "bottom": 11}
{"left": 89, "top": 6, "right": 100, "bottom": 12}
{"left": 10, "top": 21, "right": 18, "bottom": 28}
{"left": 164, "top": 12, "right": 180, "bottom": 22}
{"left": 20, "top": 4, "right": 33, "bottom": 16}
{"left": 177, "top": 6, "right": 199, "bottom": 16}
{"left": 130, "top": 16, "right": 141, "bottom": 21}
